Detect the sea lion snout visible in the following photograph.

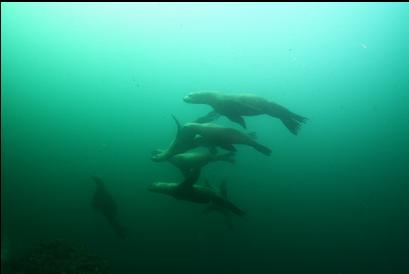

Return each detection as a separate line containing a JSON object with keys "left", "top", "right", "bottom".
{"left": 183, "top": 92, "right": 202, "bottom": 103}
{"left": 183, "top": 94, "right": 193, "bottom": 102}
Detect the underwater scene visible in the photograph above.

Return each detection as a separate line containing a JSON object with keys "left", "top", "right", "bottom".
{"left": 1, "top": 2, "right": 409, "bottom": 274}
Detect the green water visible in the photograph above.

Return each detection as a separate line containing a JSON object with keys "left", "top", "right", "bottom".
{"left": 2, "top": 3, "right": 409, "bottom": 274}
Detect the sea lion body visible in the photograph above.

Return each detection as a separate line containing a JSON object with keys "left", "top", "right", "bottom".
{"left": 184, "top": 91, "right": 307, "bottom": 135}
{"left": 184, "top": 122, "right": 271, "bottom": 156}
{"left": 151, "top": 116, "right": 199, "bottom": 162}
{"left": 169, "top": 151, "right": 235, "bottom": 177}
{"left": 91, "top": 176, "right": 126, "bottom": 239}
{"left": 148, "top": 169, "right": 245, "bottom": 216}
{"left": 151, "top": 114, "right": 223, "bottom": 162}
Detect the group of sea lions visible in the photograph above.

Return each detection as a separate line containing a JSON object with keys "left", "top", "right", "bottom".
{"left": 149, "top": 91, "right": 307, "bottom": 229}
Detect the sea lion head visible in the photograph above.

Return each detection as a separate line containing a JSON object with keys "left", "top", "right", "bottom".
{"left": 183, "top": 91, "right": 216, "bottom": 104}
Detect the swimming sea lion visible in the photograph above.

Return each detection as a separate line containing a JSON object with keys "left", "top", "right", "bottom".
{"left": 184, "top": 91, "right": 307, "bottom": 135}
{"left": 183, "top": 122, "right": 272, "bottom": 156}
{"left": 201, "top": 178, "right": 235, "bottom": 230}
{"left": 148, "top": 168, "right": 245, "bottom": 216}
{"left": 169, "top": 151, "right": 235, "bottom": 177}
{"left": 151, "top": 113, "right": 222, "bottom": 162}
{"left": 151, "top": 115, "right": 198, "bottom": 162}
{"left": 91, "top": 176, "right": 126, "bottom": 239}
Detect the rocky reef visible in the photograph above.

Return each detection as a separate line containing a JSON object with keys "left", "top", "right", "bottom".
{"left": 5, "top": 239, "right": 110, "bottom": 274}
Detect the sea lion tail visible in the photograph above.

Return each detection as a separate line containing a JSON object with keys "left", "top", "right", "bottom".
{"left": 281, "top": 112, "right": 308, "bottom": 135}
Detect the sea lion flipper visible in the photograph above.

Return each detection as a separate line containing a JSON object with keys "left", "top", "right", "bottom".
{"left": 194, "top": 111, "right": 220, "bottom": 124}
{"left": 181, "top": 168, "right": 191, "bottom": 179}
{"left": 219, "top": 144, "right": 237, "bottom": 152}
{"left": 171, "top": 114, "right": 182, "bottom": 136}
{"left": 226, "top": 114, "right": 246, "bottom": 128}
{"left": 180, "top": 168, "right": 201, "bottom": 188}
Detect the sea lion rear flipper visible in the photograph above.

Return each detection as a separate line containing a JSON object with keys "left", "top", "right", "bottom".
{"left": 171, "top": 114, "right": 182, "bottom": 137}
{"left": 277, "top": 111, "right": 307, "bottom": 135}
{"left": 226, "top": 115, "right": 246, "bottom": 128}
{"left": 219, "top": 144, "right": 237, "bottom": 152}
{"left": 219, "top": 180, "right": 228, "bottom": 199}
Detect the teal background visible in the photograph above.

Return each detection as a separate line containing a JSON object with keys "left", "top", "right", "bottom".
{"left": 2, "top": 3, "right": 409, "bottom": 273}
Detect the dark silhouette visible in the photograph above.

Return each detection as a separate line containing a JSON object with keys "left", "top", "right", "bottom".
{"left": 91, "top": 176, "right": 126, "bottom": 240}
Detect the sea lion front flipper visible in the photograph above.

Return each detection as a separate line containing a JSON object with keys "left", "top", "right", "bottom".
{"left": 219, "top": 144, "right": 237, "bottom": 152}
{"left": 226, "top": 114, "right": 246, "bottom": 129}
{"left": 194, "top": 111, "right": 220, "bottom": 124}
{"left": 180, "top": 168, "right": 191, "bottom": 179}
{"left": 180, "top": 168, "right": 201, "bottom": 188}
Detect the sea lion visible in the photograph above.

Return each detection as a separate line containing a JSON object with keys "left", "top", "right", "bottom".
{"left": 201, "top": 178, "right": 235, "bottom": 230}
{"left": 184, "top": 91, "right": 307, "bottom": 135}
{"left": 151, "top": 115, "right": 199, "bottom": 162}
{"left": 151, "top": 114, "right": 221, "bottom": 162}
{"left": 183, "top": 122, "right": 272, "bottom": 156}
{"left": 91, "top": 176, "right": 126, "bottom": 239}
{"left": 169, "top": 150, "right": 235, "bottom": 178}
{"left": 148, "top": 168, "right": 245, "bottom": 216}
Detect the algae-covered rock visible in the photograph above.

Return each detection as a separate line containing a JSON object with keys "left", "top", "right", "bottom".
{"left": 6, "top": 239, "right": 110, "bottom": 274}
